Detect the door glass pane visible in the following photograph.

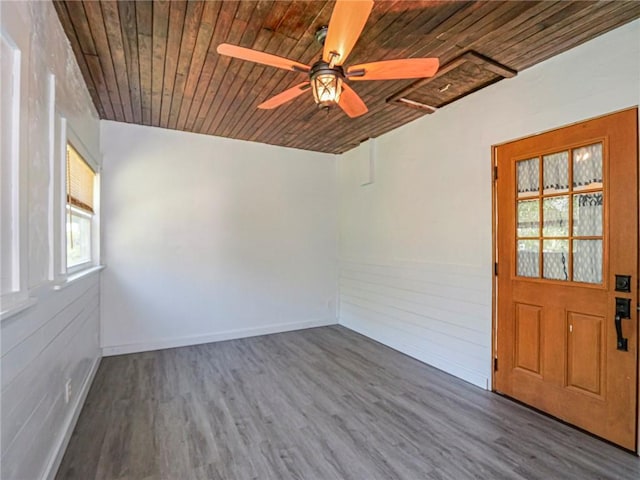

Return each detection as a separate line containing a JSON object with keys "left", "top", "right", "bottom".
{"left": 517, "top": 158, "right": 539, "bottom": 198}
{"left": 573, "top": 193, "right": 603, "bottom": 236}
{"left": 517, "top": 200, "right": 539, "bottom": 238}
{"left": 543, "top": 239, "right": 569, "bottom": 281}
{"left": 543, "top": 151, "right": 569, "bottom": 194}
{"left": 573, "top": 239, "right": 602, "bottom": 284}
{"left": 542, "top": 196, "right": 569, "bottom": 237}
{"left": 517, "top": 240, "right": 540, "bottom": 277}
{"left": 573, "top": 143, "right": 603, "bottom": 191}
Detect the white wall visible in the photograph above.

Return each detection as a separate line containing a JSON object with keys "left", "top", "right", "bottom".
{"left": 1, "top": 1, "right": 102, "bottom": 480}
{"left": 337, "top": 20, "right": 640, "bottom": 389}
{"left": 100, "top": 122, "right": 337, "bottom": 355}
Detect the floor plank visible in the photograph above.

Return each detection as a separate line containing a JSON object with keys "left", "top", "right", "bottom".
{"left": 56, "top": 326, "right": 640, "bottom": 479}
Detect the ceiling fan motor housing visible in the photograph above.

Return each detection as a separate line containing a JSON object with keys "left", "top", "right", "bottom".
{"left": 309, "top": 60, "right": 345, "bottom": 80}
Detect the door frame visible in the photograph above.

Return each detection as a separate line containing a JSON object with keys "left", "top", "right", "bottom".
{"left": 490, "top": 106, "right": 640, "bottom": 454}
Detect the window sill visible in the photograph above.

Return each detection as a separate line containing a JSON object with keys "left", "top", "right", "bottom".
{"left": 0, "top": 296, "right": 38, "bottom": 322}
{"left": 53, "top": 265, "right": 106, "bottom": 291}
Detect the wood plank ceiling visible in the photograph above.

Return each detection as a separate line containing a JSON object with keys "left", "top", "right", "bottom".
{"left": 54, "top": 1, "right": 640, "bottom": 154}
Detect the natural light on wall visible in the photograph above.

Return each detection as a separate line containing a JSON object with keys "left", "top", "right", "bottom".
{"left": 66, "top": 143, "right": 95, "bottom": 269}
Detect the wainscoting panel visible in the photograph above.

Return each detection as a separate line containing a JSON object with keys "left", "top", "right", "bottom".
{"left": 338, "top": 260, "right": 491, "bottom": 388}
{"left": 1, "top": 274, "right": 101, "bottom": 480}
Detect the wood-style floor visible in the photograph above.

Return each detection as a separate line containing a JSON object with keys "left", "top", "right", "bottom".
{"left": 57, "top": 325, "right": 640, "bottom": 480}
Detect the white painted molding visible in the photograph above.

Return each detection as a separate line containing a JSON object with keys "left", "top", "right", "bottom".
{"left": 52, "top": 265, "right": 105, "bottom": 291}
{"left": 42, "top": 355, "right": 101, "bottom": 480}
{"left": 102, "top": 318, "right": 337, "bottom": 357}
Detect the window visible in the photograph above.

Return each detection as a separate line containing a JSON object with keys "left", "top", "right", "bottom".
{"left": 66, "top": 143, "right": 96, "bottom": 269}
{"left": 515, "top": 143, "right": 604, "bottom": 284}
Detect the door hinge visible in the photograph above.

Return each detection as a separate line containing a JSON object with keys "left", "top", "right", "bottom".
{"left": 493, "top": 165, "right": 498, "bottom": 181}
{"left": 494, "top": 357, "right": 498, "bottom": 371}
{"left": 494, "top": 262, "right": 498, "bottom": 276}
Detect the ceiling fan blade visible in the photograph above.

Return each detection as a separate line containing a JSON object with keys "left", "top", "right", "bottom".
{"left": 323, "top": 0, "right": 373, "bottom": 66}
{"left": 338, "top": 83, "right": 368, "bottom": 118}
{"left": 347, "top": 58, "right": 440, "bottom": 81}
{"left": 217, "top": 43, "right": 309, "bottom": 72}
{"left": 258, "top": 82, "right": 310, "bottom": 109}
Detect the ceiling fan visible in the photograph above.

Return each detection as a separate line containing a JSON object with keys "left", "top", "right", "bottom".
{"left": 217, "top": 0, "right": 439, "bottom": 118}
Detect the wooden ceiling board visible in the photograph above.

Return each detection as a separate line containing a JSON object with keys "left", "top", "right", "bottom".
{"left": 498, "top": 2, "right": 618, "bottom": 67}
{"left": 117, "top": 1, "right": 142, "bottom": 124}
{"left": 511, "top": 2, "right": 640, "bottom": 69}
{"left": 53, "top": 1, "right": 105, "bottom": 118}
{"left": 84, "top": 0, "right": 126, "bottom": 121}
{"left": 53, "top": 0, "right": 640, "bottom": 154}
{"left": 177, "top": 1, "right": 223, "bottom": 131}
{"left": 202, "top": 2, "right": 267, "bottom": 134}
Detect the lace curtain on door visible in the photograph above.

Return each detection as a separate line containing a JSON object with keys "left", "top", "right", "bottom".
{"left": 573, "top": 145, "right": 603, "bottom": 283}
{"left": 515, "top": 144, "right": 603, "bottom": 283}
{"left": 542, "top": 152, "right": 569, "bottom": 280}
{"left": 517, "top": 158, "right": 538, "bottom": 197}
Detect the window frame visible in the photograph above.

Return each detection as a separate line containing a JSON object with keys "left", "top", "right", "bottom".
{"left": 62, "top": 128, "right": 100, "bottom": 276}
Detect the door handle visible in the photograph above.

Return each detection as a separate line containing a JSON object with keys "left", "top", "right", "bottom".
{"left": 615, "top": 314, "right": 628, "bottom": 351}
{"left": 615, "top": 297, "right": 631, "bottom": 351}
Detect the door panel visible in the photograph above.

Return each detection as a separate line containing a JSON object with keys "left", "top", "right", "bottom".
{"left": 495, "top": 108, "right": 638, "bottom": 450}
{"left": 566, "top": 311, "right": 604, "bottom": 396}
{"left": 514, "top": 303, "right": 542, "bottom": 375}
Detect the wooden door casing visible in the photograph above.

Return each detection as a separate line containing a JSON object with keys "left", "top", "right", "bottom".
{"left": 494, "top": 108, "right": 638, "bottom": 450}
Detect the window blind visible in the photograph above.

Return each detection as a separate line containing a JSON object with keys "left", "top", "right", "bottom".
{"left": 66, "top": 144, "right": 95, "bottom": 213}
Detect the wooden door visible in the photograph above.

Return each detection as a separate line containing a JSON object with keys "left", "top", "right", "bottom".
{"left": 494, "top": 108, "right": 638, "bottom": 450}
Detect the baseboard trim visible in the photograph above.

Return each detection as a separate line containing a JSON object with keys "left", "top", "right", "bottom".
{"left": 42, "top": 355, "right": 102, "bottom": 480}
{"left": 102, "top": 318, "right": 337, "bottom": 357}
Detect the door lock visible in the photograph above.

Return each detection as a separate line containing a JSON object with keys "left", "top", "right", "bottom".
{"left": 615, "top": 274, "right": 631, "bottom": 292}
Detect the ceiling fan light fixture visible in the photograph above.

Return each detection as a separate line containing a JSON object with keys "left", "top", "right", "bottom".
{"left": 312, "top": 73, "right": 343, "bottom": 107}
{"left": 310, "top": 61, "right": 344, "bottom": 109}
{"left": 216, "top": 1, "right": 437, "bottom": 119}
